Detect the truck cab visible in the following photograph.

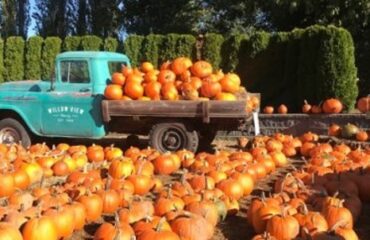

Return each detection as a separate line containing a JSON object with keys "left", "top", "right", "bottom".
{"left": 0, "top": 51, "right": 130, "bottom": 146}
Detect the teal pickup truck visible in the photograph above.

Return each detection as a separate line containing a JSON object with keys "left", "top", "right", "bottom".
{"left": 0, "top": 51, "right": 257, "bottom": 152}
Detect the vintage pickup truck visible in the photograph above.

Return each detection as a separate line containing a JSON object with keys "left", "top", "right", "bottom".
{"left": 0, "top": 51, "right": 258, "bottom": 152}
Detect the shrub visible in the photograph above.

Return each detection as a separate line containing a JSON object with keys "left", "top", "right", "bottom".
{"left": 202, "top": 33, "right": 224, "bottom": 70}
{"left": 104, "top": 37, "right": 119, "bottom": 52}
{"left": 41, "top": 37, "right": 62, "bottom": 80}
{"left": 4, "top": 37, "right": 25, "bottom": 81}
{"left": 25, "top": 36, "right": 43, "bottom": 80}
{"left": 141, "top": 34, "right": 163, "bottom": 67}
{"left": 63, "top": 36, "right": 81, "bottom": 51}
{"left": 221, "top": 34, "right": 248, "bottom": 72}
{"left": 160, "top": 34, "right": 180, "bottom": 63}
{"left": 80, "top": 35, "right": 102, "bottom": 51}
{"left": 0, "top": 39, "right": 3, "bottom": 82}
{"left": 176, "top": 35, "right": 196, "bottom": 59}
{"left": 123, "top": 35, "right": 144, "bottom": 67}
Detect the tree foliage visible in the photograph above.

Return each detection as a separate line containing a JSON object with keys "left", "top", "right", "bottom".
{"left": 4, "top": 36, "right": 24, "bottom": 81}
{"left": 25, "top": 36, "right": 43, "bottom": 80}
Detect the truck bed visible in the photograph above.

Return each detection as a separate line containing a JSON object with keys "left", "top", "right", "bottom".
{"left": 101, "top": 97, "right": 257, "bottom": 123}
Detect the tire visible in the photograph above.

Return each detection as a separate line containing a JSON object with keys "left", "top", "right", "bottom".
{"left": 149, "top": 122, "right": 199, "bottom": 153}
{"left": 0, "top": 118, "right": 31, "bottom": 147}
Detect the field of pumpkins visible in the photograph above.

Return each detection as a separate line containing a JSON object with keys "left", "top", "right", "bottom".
{"left": 0, "top": 129, "right": 369, "bottom": 239}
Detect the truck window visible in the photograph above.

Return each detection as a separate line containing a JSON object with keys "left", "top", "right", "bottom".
{"left": 61, "top": 61, "right": 90, "bottom": 84}
{"left": 108, "top": 62, "right": 128, "bottom": 75}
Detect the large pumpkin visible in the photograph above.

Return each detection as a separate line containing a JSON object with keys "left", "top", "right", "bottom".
{"left": 322, "top": 98, "right": 343, "bottom": 114}
{"left": 357, "top": 96, "right": 370, "bottom": 113}
{"left": 104, "top": 84, "right": 123, "bottom": 100}
{"left": 219, "top": 73, "right": 240, "bottom": 93}
{"left": 191, "top": 61, "right": 213, "bottom": 78}
{"left": 172, "top": 57, "right": 192, "bottom": 75}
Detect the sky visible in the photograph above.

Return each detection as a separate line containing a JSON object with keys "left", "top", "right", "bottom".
{"left": 27, "top": 0, "right": 37, "bottom": 37}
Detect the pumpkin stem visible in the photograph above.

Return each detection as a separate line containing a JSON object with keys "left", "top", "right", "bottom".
{"left": 156, "top": 217, "right": 166, "bottom": 232}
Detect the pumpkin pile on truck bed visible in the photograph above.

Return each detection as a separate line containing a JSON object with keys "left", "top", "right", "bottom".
{"left": 104, "top": 57, "right": 260, "bottom": 113}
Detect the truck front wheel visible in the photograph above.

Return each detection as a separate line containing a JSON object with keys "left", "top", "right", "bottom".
{"left": 149, "top": 123, "right": 199, "bottom": 153}
{"left": 0, "top": 118, "right": 31, "bottom": 147}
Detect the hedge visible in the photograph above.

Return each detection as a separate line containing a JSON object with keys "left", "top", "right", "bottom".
{"left": 221, "top": 34, "right": 248, "bottom": 72}
{"left": 104, "top": 37, "right": 119, "bottom": 52}
{"left": 80, "top": 35, "right": 102, "bottom": 51}
{"left": 123, "top": 35, "right": 144, "bottom": 67}
{"left": 4, "top": 37, "right": 25, "bottom": 81}
{"left": 202, "top": 33, "right": 224, "bottom": 70}
{"left": 63, "top": 36, "right": 81, "bottom": 51}
{"left": 0, "top": 28, "right": 359, "bottom": 111}
{"left": 0, "top": 39, "right": 3, "bottom": 82}
{"left": 141, "top": 34, "right": 163, "bottom": 68}
{"left": 41, "top": 37, "right": 62, "bottom": 80}
{"left": 25, "top": 36, "right": 43, "bottom": 80}
{"left": 297, "top": 25, "right": 358, "bottom": 109}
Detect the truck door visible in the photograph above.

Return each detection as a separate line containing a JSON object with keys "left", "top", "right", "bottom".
{"left": 41, "top": 60, "right": 97, "bottom": 137}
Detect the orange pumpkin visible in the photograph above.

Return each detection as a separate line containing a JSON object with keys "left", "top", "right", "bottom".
{"left": 124, "top": 81, "right": 144, "bottom": 100}
{"left": 200, "top": 80, "right": 222, "bottom": 98}
{"left": 158, "top": 70, "right": 176, "bottom": 84}
{"left": 171, "top": 57, "right": 192, "bottom": 75}
{"left": 302, "top": 100, "right": 312, "bottom": 113}
{"left": 277, "top": 104, "right": 288, "bottom": 114}
{"left": 356, "top": 130, "right": 368, "bottom": 142}
{"left": 111, "top": 72, "right": 126, "bottom": 86}
{"left": 191, "top": 61, "right": 213, "bottom": 78}
{"left": 141, "top": 61, "right": 154, "bottom": 73}
{"left": 263, "top": 106, "right": 274, "bottom": 114}
{"left": 322, "top": 98, "right": 343, "bottom": 114}
{"left": 328, "top": 124, "right": 341, "bottom": 137}
{"left": 357, "top": 96, "right": 370, "bottom": 113}
{"left": 104, "top": 84, "right": 123, "bottom": 100}
{"left": 219, "top": 73, "right": 241, "bottom": 93}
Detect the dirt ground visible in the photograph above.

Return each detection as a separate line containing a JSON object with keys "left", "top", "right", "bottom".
{"left": 36, "top": 137, "right": 370, "bottom": 240}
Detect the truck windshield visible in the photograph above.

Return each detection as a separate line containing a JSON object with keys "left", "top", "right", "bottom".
{"left": 108, "top": 62, "right": 128, "bottom": 75}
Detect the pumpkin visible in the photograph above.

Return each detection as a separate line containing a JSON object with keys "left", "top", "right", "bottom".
{"left": 161, "top": 83, "right": 179, "bottom": 100}
{"left": 70, "top": 201, "right": 87, "bottom": 230}
{"left": 191, "top": 61, "right": 213, "bottom": 78}
{"left": 277, "top": 104, "right": 288, "bottom": 114}
{"left": 145, "top": 81, "right": 162, "bottom": 100}
{"left": 0, "top": 172, "right": 15, "bottom": 198}
{"left": 170, "top": 212, "right": 214, "bottom": 240}
{"left": 127, "top": 174, "right": 154, "bottom": 195}
{"left": 109, "top": 158, "right": 135, "bottom": 179}
{"left": 357, "top": 96, "right": 370, "bottom": 113}
{"left": 216, "top": 179, "right": 244, "bottom": 200}
{"left": 266, "top": 213, "right": 300, "bottom": 240}
{"left": 311, "top": 105, "right": 322, "bottom": 114}
{"left": 322, "top": 98, "right": 343, "bottom": 114}
{"left": 323, "top": 201, "right": 353, "bottom": 229}
{"left": 43, "top": 205, "right": 75, "bottom": 238}
{"left": 97, "top": 188, "right": 120, "bottom": 214}
{"left": 111, "top": 72, "right": 126, "bottom": 86}
{"left": 302, "top": 100, "right": 312, "bottom": 113}
{"left": 185, "top": 200, "right": 219, "bottom": 226}
{"left": 77, "top": 192, "right": 103, "bottom": 222}
{"left": 104, "top": 84, "right": 123, "bottom": 100}
{"left": 124, "top": 81, "right": 144, "bottom": 100}
{"left": 158, "top": 70, "right": 176, "bottom": 84}
{"left": 200, "top": 80, "right": 222, "bottom": 98}
{"left": 328, "top": 124, "right": 341, "bottom": 137}
{"left": 263, "top": 106, "right": 274, "bottom": 114}
{"left": 22, "top": 216, "right": 58, "bottom": 240}
{"left": 143, "top": 70, "right": 158, "bottom": 83}
{"left": 219, "top": 73, "right": 240, "bottom": 93}
{"left": 215, "top": 92, "right": 237, "bottom": 101}
{"left": 0, "top": 223, "right": 23, "bottom": 240}
{"left": 141, "top": 61, "right": 154, "bottom": 73}
{"left": 172, "top": 57, "right": 192, "bottom": 75}
{"left": 356, "top": 130, "right": 368, "bottom": 142}
{"left": 154, "top": 153, "right": 177, "bottom": 175}
{"left": 341, "top": 123, "right": 359, "bottom": 139}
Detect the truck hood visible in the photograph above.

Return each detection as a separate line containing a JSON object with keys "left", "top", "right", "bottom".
{"left": 0, "top": 80, "right": 51, "bottom": 92}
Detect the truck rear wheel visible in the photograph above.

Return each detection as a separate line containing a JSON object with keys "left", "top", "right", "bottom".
{"left": 149, "top": 123, "right": 199, "bottom": 153}
{"left": 0, "top": 118, "right": 31, "bottom": 147}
